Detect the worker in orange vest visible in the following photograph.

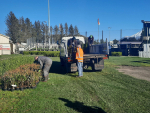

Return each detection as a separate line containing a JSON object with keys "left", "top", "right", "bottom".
{"left": 76, "top": 44, "right": 84, "bottom": 77}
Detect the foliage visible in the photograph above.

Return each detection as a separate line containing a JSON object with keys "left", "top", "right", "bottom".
{"left": 113, "top": 39, "right": 118, "bottom": 44}
{"left": 69, "top": 24, "right": 74, "bottom": 36}
{"left": 0, "top": 56, "right": 34, "bottom": 77}
{"left": 1, "top": 64, "right": 41, "bottom": 90}
{"left": 93, "top": 39, "right": 100, "bottom": 44}
{"left": 5, "top": 11, "right": 19, "bottom": 43}
{"left": 64, "top": 23, "right": 68, "bottom": 36}
{"left": 111, "top": 52, "right": 122, "bottom": 56}
{"left": 74, "top": 26, "right": 79, "bottom": 35}
{"left": 5, "top": 11, "right": 81, "bottom": 44}
{"left": 23, "top": 51, "right": 60, "bottom": 57}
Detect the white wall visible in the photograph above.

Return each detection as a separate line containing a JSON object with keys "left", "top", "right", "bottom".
{"left": 0, "top": 34, "right": 9, "bottom": 43}
{"left": 144, "top": 44, "right": 150, "bottom": 52}
{"left": 0, "top": 34, "right": 13, "bottom": 55}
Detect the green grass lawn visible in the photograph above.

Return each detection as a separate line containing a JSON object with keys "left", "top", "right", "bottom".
{"left": 0, "top": 54, "right": 22, "bottom": 60}
{"left": 0, "top": 56, "right": 150, "bottom": 113}
{"left": 107, "top": 56, "right": 150, "bottom": 67}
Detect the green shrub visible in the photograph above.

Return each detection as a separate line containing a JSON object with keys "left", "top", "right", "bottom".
{"left": 0, "top": 56, "right": 34, "bottom": 76}
{"left": 23, "top": 51, "right": 30, "bottom": 55}
{"left": 23, "top": 51, "right": 60, "bottom": 57}
{"left": 111, "top": 52, "right": 122, "bottom": 56}
{"left": 1, "top": 64, "right": 41, "bottom": 90}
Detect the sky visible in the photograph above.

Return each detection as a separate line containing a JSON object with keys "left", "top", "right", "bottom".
{"left": 0, "top": 0, "right": 150, "bottom": 42}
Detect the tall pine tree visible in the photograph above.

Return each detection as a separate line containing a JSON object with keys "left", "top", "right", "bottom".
{"left": 64, "top": 23, "right": 68, "bottom": 36}
{"left": 74, "top": 26, "right": 79, "bottom": 35}
{"left": 5, "top": 11, "right": 19, "bottom": 43}
{"left": 69, "top": 24, "right": 74, "bottom": 36}
{"left": 53, "top": 25, "right": 59, "bottom": 43}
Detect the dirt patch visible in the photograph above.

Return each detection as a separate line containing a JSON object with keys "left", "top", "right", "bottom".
{"left": 116, "top": 66, "right": 150, "bottom": 82}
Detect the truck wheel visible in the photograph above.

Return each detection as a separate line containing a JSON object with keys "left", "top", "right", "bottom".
{"left": 60, "top": 58, "right": 64, "bottom": 66}
{"left": 92, "top": 64, "right": 95, "bottom": 71}
{"left": 83, "top": 65, "right": 88, "bottom": 69}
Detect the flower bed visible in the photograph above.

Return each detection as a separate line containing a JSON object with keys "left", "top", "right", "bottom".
{"left": 1, "top": 63, "right": 42, "bottom": 91}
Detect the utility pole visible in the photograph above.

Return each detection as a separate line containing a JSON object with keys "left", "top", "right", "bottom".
{"left": 98, "top": 19, "right": 100, "bottom": 43}
{"left": 120, "top": 29, "right": 122, "bottom": 42}
{"left": 44, "top": 21, "right": 47, "bottom": 51}
{"left": 108, "top": 27, "right": 111, "bottom": 46}
{"left": 48, "top": 0, "right": 50, "bottom": 48}
{"left": 102, "top": 30, "right": 103, "bottom": 44}
{"left": 147, "top": 27, "right": 148, "bottom": 58}
{"left": 85, "top": 31, "right": 87, "bottom": 37}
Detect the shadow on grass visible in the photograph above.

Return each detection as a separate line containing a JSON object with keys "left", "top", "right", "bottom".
{"left": 49, "top": 61, "right": 66, "bottom": 74}
{"left": 59, "top": 98, "right": 106, "bottom": 113}
{"left": 131, "top": 60, "right": 150, "bottom": 64}
{"left": 49, "top": 61, "right": 101, "bottom": 74}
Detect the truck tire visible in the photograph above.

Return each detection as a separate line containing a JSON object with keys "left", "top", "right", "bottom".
{"left": 92, "top": 64, "right": 102, "bottom": 71}
{"left": 60, "top": 58, "right": 64, "bottom": 66}
{"left": 92, "top": 59, "right": 104, "bottom": 71}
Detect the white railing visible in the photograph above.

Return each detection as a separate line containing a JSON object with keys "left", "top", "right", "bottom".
{"left": 139, "top": 51, "right": 150, "bottom": 58}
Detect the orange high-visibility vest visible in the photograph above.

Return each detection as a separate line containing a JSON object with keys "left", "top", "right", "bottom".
{"left": 76, "top": 48, "right": 83, "bottom": 62}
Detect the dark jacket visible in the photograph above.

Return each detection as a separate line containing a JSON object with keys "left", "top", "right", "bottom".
{"left": 37, "top": 56, "right": 52, "bottom": 69}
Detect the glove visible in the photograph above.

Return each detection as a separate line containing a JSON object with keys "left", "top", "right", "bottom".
{"left": 38, "top": 69, "right": 41, "bottom": 72}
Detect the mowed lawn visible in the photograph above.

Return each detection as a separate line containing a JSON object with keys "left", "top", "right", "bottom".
{"left": 0, "top": 56, "right": 150, "bottom": 113}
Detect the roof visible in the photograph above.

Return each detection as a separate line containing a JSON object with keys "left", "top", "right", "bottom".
{"left": 0, "top": 33, "right": 13, "bottom": 43}
{"left": 141, "top": 20, "right": 150, "bottom": 23}
{"left": 62, "top": 36, "right": 85, "bottom": 44}
{"left": 117, "top": 41, "right": 142, "bottom": 45}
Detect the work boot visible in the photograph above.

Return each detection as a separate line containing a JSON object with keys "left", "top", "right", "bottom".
{"left": 42, "top": 76, "right": 47, "bottom": 82}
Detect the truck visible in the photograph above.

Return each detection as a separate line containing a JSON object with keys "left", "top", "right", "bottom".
{"left": 57, "top": 36, "right": 109, "bottom": 73}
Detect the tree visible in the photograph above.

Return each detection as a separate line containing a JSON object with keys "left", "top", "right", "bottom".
{"left": 34, "top": 21, "right": 42, "bottom": 43}
{"left": 64, "top": 23, "right": 68, "bottom": 36}
{"left": 120, "top": 37, "right": 128, "bottom": 42}
{"left": 69, "top": 24, "right": 74, "bottom": 36}
{"left": 93, "top": 39, "right": 100, "bottom": 44}
{"left": 59, "top": 23, "right": 64, "bottom": 37}
{"left": 113, "top": 39, "right": 118, "bottom": 44}
{"left": 5, "top": 11, "right": 19, "bottom": 43}
{"left": 74, "top": 26, "right": 79, "bottom": 35}
{"left": 41, "top": 22, "right": 46, "bottom": 44}
{"left": 53, "top": 25, "right": 59, "bottom": 43}
{"left": 18, "top": 16, "right": 26, "bottom": 43}
{"left": 50, "top": 26, "right": 53, "bottom": 43}
{"left": 25, "top": 18, "right": 32, "bottom": 39}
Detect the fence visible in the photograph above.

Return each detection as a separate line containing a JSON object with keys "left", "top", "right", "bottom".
{"left": 22, "top": 37, "right": 58, "bottom": 51}
{"left": 139, "top": 51, "right": 150, "bottom": 58}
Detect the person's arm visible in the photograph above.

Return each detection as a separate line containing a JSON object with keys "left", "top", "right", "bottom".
{"left": 38, "top": 58, "right": 43, "bottom": 69}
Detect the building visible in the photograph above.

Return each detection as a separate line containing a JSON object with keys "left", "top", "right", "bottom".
{"left": 0, "top": 34, "right": 16, "bottom": 55}
{"left": 138, "top": 20, "right": 150, "bottom": 58}
{"left": 118, "top": 41, "right": 142, "bottom": 56}
{"left": 141, "top": 20, "right": 150, "bottom": 40}
{"left": 110, "top": 41, "right": 142, "bottom": 56}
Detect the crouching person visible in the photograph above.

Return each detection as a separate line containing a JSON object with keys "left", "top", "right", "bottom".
{"left": 34, "top": 56, "right": 52, "bottom": 82}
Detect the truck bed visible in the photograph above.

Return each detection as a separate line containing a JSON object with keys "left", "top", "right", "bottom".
{"left": 83, "top": 54, "right": 108, "bottom": 59}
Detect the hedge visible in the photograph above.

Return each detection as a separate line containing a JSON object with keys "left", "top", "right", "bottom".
{"left": 111, "top": 52, "right": 122, "bottom": 56}
{"left": 23, "top": 51, "right": 60, "bottom": 57}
